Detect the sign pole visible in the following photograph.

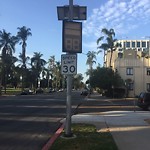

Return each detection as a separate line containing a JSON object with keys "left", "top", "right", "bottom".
{"left": 65, "top": 0, "right": 73, "bottom": 137}
{"left": 57, "top": 0, "right": 86, "bottom": 137}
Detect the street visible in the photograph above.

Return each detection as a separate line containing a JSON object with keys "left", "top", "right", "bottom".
{"left": 0, "top": 91, "right": 83, "bottom": 150}
{"left": 0, "top": 91, "right": 141, "bottom": 150}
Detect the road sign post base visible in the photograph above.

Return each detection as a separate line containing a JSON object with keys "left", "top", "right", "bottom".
{"left": 61, "top": 133, "right": 76, "bottom": 139}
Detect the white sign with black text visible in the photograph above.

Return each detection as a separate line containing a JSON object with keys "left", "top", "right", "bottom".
{"left": 61, "top": 54, "right": 77, "bottom": 75}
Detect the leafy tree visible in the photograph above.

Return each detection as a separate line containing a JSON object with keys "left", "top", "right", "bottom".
{"left": 90, "top": 66, "right": 124, "bottom": 96}
{"left": 97, "top": 28, "right": 121, "bottom": 67}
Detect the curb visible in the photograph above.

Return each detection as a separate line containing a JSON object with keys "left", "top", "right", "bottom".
{"left": 41, "top": 101, "right": 82, "bottom": 150}
{"left": 41, "top": 123, "right": 65, "bottom": 150}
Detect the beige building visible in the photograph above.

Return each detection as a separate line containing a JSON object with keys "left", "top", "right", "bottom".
{"left": 105, "top": 40, "right": 150, "bottom": 97}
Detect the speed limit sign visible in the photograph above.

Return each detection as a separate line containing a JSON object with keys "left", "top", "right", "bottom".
{"left": 61, "top": 54, "right": 77, "bottom": 75}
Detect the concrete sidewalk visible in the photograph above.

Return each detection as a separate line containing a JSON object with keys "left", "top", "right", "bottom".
{"left": 71, "top": 111, "right": 150, "bottom": 150}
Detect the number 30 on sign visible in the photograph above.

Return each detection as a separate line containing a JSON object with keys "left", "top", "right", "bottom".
{"left": 61, "top": 54, "right": 77, "bottom": 75}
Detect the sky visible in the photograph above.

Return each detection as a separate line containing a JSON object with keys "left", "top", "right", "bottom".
{"left": 1, "top": 0, "right": 150, "bottom": 82}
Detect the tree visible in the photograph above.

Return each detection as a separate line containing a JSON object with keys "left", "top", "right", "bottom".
{"left": 53, "top": 61, "right": 63, "bottom": 89}
{"left": 17, "top": 26, "right": 32, "bottom": 68}
{"left": 90, "top": 66, "right": 124, "bottom": 96}
{"left": 47, "top": 55, "right": 55, "bottom": 88}
{"left": 18, "top": 53, "right": 30, "bottom": 91}
{"left": 17, "top": 26, "right": 32, "bottom": 91}
{"left": 97, "top": 28, "right": 121, "bottom": 67}
{"left": 31, "top": 52, "right": 46, "bottom": 88}
{"left": 0, "top": 29, "right": 18, "bottom": 93}
{"left": 73, "top": 73, "right": 83, "bottom": 89}
{"left": 86, "top": 51, "right": 97, "bottom": 88}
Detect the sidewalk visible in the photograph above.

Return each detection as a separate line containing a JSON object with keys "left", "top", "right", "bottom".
{"left": 71, "top": 110, "right": 150, "bottom": 150}
{"left": 69, "top": 93, "right": 150, "bottom": 150}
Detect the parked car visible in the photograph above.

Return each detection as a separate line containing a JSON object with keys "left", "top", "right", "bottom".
{"left": 137, "top": 92, "right": 150, "bottom": 110}
{"left": 36, "top": 88, "right": 44, "bottom": 94}
{"left": 80, "top": 90, "right": 89, "bottom": 96}
{"left": 20, "top": 89, "right": 33, "bottom": 95}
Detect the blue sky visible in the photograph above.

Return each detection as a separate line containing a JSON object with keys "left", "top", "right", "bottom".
{"left": 1, "top": 0, "right": 150, "bottom": 81}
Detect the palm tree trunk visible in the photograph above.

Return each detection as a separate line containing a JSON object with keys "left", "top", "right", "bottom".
{"left": 109, "top": 50, "right": 113, "bottom": 67}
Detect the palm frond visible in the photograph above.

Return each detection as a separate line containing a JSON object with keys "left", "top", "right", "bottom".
{"left": 97, "top": 36, "right": 104, "bottom": 45}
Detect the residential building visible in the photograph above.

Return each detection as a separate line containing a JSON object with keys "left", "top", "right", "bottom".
{"left": 105, "top": 39, "right": 150, "bottom": 97}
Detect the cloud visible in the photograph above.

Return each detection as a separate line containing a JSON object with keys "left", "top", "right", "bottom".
{"left": 83, "top": 0, "right": 150, "bottom": 38}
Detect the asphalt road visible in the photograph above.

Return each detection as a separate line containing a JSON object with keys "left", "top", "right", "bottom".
{"left": 0, "top": 91, "right": 142, "bottom": 150}
{"left": 0, "top": 91, "right": 83, "bottom": 150}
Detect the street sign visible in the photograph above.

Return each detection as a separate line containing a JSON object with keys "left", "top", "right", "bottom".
{"left": 57, "top": 5, "right": 87, "bottom": 20}
{"left": 63, "top": 21, "right": 82, "bottom": 53}
{"left": 61, "top": 54, "right": 77, "bottom": 75}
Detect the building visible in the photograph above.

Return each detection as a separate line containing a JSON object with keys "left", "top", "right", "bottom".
{"left": 105, "top": 39, "right": 150, "bottom": 97}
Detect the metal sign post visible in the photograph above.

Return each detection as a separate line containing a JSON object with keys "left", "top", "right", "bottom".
{"left": 57, "top": 0, "right": 86, "bottom": 137}
{"left": 65, "top": 0, "right": 73, "bottom": 137}
{"left": 61, "top": 54, "right": 77, "bottom": 136}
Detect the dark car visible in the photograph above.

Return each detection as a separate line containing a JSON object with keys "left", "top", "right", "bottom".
{"left": 36, "top": 88, "right": 44, "bottom": 94}
{"left": 80, "top": 90, "right": 89, "bottom": 96}
{"left": 20, "top": 89, "right": 33, "bottom": 95}
{"left": 137, "top": 92, "right": 150, "bottom": 110}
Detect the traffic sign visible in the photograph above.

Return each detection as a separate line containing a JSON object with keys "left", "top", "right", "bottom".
{"left": 61, "top": 54, "right": 77, "bottom": 75}
{"left": 63, "top": 21, "right": 82, "bottom": 53}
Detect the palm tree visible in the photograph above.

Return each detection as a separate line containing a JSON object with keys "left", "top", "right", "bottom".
{"left": 17, "top": 26, "right": 32, "bottom": 69}
{"left": 31, "top": 52, "right": 46, "bottom": 88}
{"left": 47, "top": 55, "right": 55, "bottom": 88}
{"left": 86, "top": 51, "right": 97, "bottom": 70}
{"left": 97, "top": 28, "right": 120, "bottom": 67}
{"left": 0, "top": 29, "right": 18, "bottom": 93}
{"left": 73, "top": 73, "right": 83, "bottom": 89}
{"left": 86, "top": 51, "right": 97, "bottom": 89}
{"left": 18, "top": 53, "right": 30, "bottom": 91}
{"left": 52, "top": 61, "right": 64, "bottom": 90}
{"left": 17, "top": 26, "right": 32, "bottom": 91}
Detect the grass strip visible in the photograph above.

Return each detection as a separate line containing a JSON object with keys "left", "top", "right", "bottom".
{"left": 50, "top": 123, "right": 118, "bottom": 150}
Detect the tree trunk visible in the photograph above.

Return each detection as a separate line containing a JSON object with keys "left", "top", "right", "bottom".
{"left": 109, "top": 50, "right": 113, "bottom": 67}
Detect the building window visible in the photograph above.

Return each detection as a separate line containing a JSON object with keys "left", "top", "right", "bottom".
{"left": 126, "top": 68, "right": 133, "bottom": 75}
{"left": 137, "top": 42, "right": 140, "bottom": 47}
{"left": 142, "top": 42, "right": 146, "bottom": 48}
{"left": 147, "top": 68, "right": 150, "bottom": 75}
{"left": 147, "top": 83, "right": 150, "bottom": 92}
{"left": 132, "top": 42, "right": 135, "bottom": 48}
{"left": 126, "top": 42, "right": 130, "bottom": 48}
{"left": 128, "top": 83, "right": 134, "bottom": 90}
